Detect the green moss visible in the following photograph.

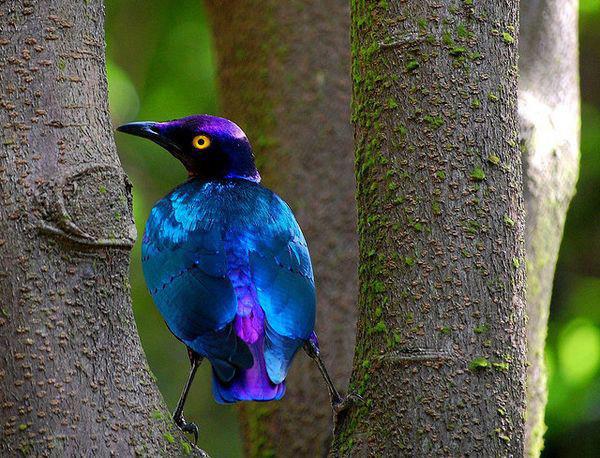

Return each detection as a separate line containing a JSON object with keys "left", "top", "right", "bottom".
{"left": 465, "top": 219, "right": 481, "bottom": 234}
{"left": 406, "top": 60, "right": 420, "bottom": 72}
{"left": 150, "top": 410, "right": 164, "bottom": 420}
{"left": 442, "top": 31, "right": 454, "bottom": 46}
{"left": 386, "top": 97, "right": 398, "bottom": 109}
{"left": 498, "top": 433, "right": 511, "bottom": 443}
{"left": 528, "top": 413, "right": 548, "bottom": 457}
{"left": 449, "top": 46, "right": 466, "bottom": 56}
{"left": 502, "top": 32, "right": 515, "bottom": 44}
{"left": 404, "top": 256, "right": 415, "bottom": 266}
{"left": 436, "top": 170, "right": 446, "bottom": 180}
{"left": 372, "top": 280, "right": 386, "bottom": 293}
{"left": 513, "top": 257, "right": 521, "bottom": 268}
{"left": 423, "top": 114, "right": 444, "bottom": 129}
{"left": 492, "top": 362, "right": 510, "bottom": 371}
{"left": 99, "top": 185, "right": 107, "bottom": 194}
{"left": 488, "top": 154, "right": 500, "bottom": 165}
{"left": 440, "top": 326, "right": 451, "bottom": 335}
{"left": 395, "top": 123, "right": 408, "bottom": 137}
{"left": 488, "top": 92, "right": 499, "bottom": 102}
{"left": 470, "top": 167, "right": 486, "bottom": 181}
{"left": 371, "top": 320, "right": 387, "bottom": 334}
{"left": 474, "top": 324, "right": 489, "bottom": 334}
{"left": 503, "top": 214, "right": 515, "bottom": 227}
{"left": 456, "top": 24, "right": 470, "bottom": 39}
{"left": 18, "top": 423, "right": 28, "bottom": 431}
{"left": 469, "top": 357, "right": 491, "bottom": 371}
{"left": 471, "top": 98, "right": 481, "bottom": 109}
{"left": 181, "top": 441, "right": 193, "bottom": 455}
{"left": 163, "top": 432, "right": 175, "bottom": 444}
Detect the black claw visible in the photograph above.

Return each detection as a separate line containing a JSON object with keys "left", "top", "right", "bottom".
{"left": 333, "top": 392, "right": 364, "bottom": 416}
{"left": 184, "top": 422, "right": 199, "bottom": 445}
{"left": 331, "top": 393, "right": 364, "bottom": 436}
{"left": 174, "top": 415, "right": 200, "bottom": 445}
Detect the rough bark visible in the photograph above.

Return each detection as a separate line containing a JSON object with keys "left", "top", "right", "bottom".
{"left": 518, "top": 1, "right": 580, "bottom": 455}
{"left": 333, "top": 1, "right": 527, "bottom": 456}
{"left": 205, "top": 1, "right": 358, "bottom": 456}
{"left": 0, "top": 1, "right": 206, "bottom": 456}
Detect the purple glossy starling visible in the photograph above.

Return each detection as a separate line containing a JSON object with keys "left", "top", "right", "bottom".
{"left": 117, "top": 115, "right": 350, "bottom": 442}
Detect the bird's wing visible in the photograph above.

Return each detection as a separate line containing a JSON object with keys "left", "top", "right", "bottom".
{"left": 248, "top": 193, "right": 317, "bottom": 383}
{"left": 142, "top": 186, "right": 252, "bottom": 381}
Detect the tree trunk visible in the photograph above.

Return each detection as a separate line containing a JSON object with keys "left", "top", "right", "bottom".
{"left": 205, "top": 1, "right": 358, "bottom": 456}
{"left": 0, "top": 2, "right": 206, "bottom": 456}
{"left": 333, "top": 1, "right": 527, "bottom": 456}
{"left": 519, "top": 1, "right": 580, "bottom": 455}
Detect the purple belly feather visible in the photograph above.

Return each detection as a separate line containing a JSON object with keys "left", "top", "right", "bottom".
{"left": 212, "top": 241, "right": 286, "bottom": 403}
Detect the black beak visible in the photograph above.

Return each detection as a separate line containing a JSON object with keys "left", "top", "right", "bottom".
{"left": 117, "top": 121, "right": 160, "bottom": 140}
{"left": 117, "top": 121, "right": 181, "bottom": 153}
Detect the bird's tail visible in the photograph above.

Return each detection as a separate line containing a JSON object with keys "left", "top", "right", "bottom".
{"left": 212, "top": 339, "right": 285, "bottom": 403}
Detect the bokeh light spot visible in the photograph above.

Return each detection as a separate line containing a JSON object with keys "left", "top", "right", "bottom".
{"left": 558, "top": 319, "right": 600, "bottom": 385}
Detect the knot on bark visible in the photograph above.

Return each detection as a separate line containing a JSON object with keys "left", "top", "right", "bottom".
{"left": 36, "top": 163, "right": 136, "bottom": 248}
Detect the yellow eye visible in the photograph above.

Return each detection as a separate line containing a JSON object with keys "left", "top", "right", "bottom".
{"left": 192, "top": 135, "right": 211, "bottom": 150}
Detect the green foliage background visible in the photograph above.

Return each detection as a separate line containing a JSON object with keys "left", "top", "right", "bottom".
{"left": 106, "top": 1, "right": 600, "bottom": 456}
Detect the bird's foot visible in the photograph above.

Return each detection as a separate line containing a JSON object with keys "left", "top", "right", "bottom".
{"left": 331, "top": 392, "right": 364, "bottom": 435}
{"left": 332, "top": 392, "right": 364, "bottom": 416}
{"left": 173, "top": 415, "right": 199, "bottom": 445}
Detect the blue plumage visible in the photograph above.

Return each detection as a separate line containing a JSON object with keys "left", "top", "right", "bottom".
{"left": 142, "top": 178, "right": 315, "bottom": 401}
{"left": 118, "top": 115, "right": 348, "bottom": 440}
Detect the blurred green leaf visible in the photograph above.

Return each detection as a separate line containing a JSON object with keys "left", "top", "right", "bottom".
{"left": 581, "top": 0, "right": 600, "bottom": 15}
{"left": 558, "top": 319, "right": 600, "bottom": 386}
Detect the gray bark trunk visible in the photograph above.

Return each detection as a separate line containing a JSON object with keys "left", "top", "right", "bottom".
{"left": 333, "top": 1, "right": 527, "bottom": 456}
{"left": 0, "top": 1, "right": 206, "bottom": 456}
{"left": 519, "top": 1, "right": 580, "bottom": 455}
{"left": 204, "top": 1, "right": 358, "bottom": 456}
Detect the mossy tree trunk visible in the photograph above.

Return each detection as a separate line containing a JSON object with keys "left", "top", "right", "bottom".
{"left": 205, "top": 1, "right": 358, "bottom": 456}
{"left": 0, "top": 1, "right": 206, "bottom": 456}
{"left": 519, "top": 1, "right": 580, "bottom": 455}
{"left": 333, "top": 1, "right": 527, "bottom": 455}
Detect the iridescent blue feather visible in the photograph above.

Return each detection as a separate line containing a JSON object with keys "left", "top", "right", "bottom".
{"left": 142, "top": 178, "right": 316, "bottom": 402}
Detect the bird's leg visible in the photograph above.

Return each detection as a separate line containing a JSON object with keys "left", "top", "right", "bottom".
{"left": 303, "top": 339, "right": 359, "bottom": 416}
{"left": 173, "top": 352, "right": 203, "bottom": 444}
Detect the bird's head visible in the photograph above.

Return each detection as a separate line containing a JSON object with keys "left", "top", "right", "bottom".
{"left": 117, "top": 115, "right": 260, "bottom": 182}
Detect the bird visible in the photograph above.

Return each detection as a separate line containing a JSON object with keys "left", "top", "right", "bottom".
{"left": 117, "top": 114, "right": 354, "bottom": 443}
